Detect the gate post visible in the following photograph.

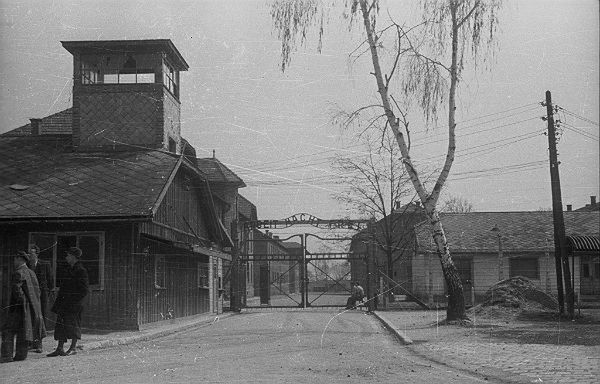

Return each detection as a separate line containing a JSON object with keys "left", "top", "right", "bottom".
{"left": 366, "top": 220, "right": 377, "bottom": 312}
{"left": 301, "top": 234, "right": 308, "bottom": 308}
{"left": 298, "top": 235, "right": 305, "bottom": 308}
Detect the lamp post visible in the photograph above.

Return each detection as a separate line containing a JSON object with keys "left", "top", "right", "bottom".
{"left": 491, "top": 225, "right": 503, "bottom": 281}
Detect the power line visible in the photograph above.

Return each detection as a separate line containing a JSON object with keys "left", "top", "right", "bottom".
{"left": 457, "top": 102, "right": 540, "bottom": 124}
{"left": 232, "top": 105, "right": 542, "bottom": 176}
{"left": 412, "top": 116, "right": 540, "bottom": 148}
{"left": 236, "top": 115, "right": 542, "bottom": 177}
{"left": 561, "top": 123, "right": 599, "bottom": 142}
{"left": 242, "top": 128, "right": 546, "bottom": 186}
{"left": 556, "top": 106, "right": 599, "bottom": 126}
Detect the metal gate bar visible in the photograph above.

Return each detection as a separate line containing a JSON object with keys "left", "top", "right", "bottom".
{"left": 234, "top": 217, "right": 373, "bottom": 310}
{"left": 307, "top": 262, "right": 353, "bottom": 306}
{"left": 245, "top": 261, "right": 302, "bottom": 307}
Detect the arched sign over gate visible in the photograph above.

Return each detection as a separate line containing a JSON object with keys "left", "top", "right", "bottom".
{"left": 228, "top": 214, "right": 373, "bottom": 311}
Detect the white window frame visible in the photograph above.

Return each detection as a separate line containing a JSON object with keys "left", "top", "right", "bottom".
{"left": 28, "top": 231, "right": 105, "bottom": 291}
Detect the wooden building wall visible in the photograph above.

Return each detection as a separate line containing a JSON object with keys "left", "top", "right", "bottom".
{"left": 0, "top": 222, "right": 218, "bottom": 331}
{"left": 0, "top": 226, "right": 27, "bottom": 329}
{"left": 135, "top": 235, "right": 210, "bottom": 326}
{"left": 0, "top": 222, "right": 138, "bottom": 330}
{"left": 411, "top": 250, "right": 566, "bottom": 306}
{"left": 153, "top": 169, "right": 209, "bottom": 242}
{"left": 0, "top": 167, "right": 229, "bottom": 330}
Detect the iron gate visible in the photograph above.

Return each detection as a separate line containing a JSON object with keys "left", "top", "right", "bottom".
{"left": 229, "top": 214, "right": 372, "bottom": 310}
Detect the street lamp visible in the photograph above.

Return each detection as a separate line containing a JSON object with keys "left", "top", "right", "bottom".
{"left": 491, "top": 225, "right": 504, "bottom": 281}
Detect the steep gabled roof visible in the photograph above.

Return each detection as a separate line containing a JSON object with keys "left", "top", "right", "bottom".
{"left": 0, "top": 135, "right": 178, "bottom": 220}
{"left": 4, "top": 108, "right": 73, "bottom": 136}
{"left": 415, "top": 211, "right": 600, "bottom": 253}
{"left": 237, "top": 193, "right": 257, "bottom": 221}
{"left": 196, "top": 157, "right": 245, "bottom": 187}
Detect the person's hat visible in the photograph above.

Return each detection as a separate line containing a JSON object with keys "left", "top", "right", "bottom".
{"left": 29, "top": 244, "right": 40, "bottom": 253}
{"left": 16, "top": 250, "right": 30, "bottom": 262}
{"left": 66, "top": 247, "right": 82, "bottom": 258}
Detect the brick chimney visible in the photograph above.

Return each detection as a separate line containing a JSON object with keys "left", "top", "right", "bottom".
{"left": 591, "top": 196, "right": 597, "bottom": 205}
{"left": 29, "top": 118, "right": 42, "bottom": 135}
{"left": 61, "top": 40, "right": 189, "bottom": 152}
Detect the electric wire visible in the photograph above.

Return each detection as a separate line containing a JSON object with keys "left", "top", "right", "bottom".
{"left": 560, "top": 122, "right": 599, "bottom": 142}
{"left": 556, "top": 106, "right": 599, "bottom": 126}
{"left": 235, "top": 111, "right": 542, "bottom": 177}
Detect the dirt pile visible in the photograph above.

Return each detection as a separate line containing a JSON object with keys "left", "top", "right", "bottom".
{"left": 469, "top": 277, "right": 558, "bottom": 319}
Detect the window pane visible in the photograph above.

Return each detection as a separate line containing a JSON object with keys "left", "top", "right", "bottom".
{"left": 104, "top": 73, "right": 119, "bottom": 84}
{"left": 79, "top": 236, "right": 100, "bottom": 286}
{"left": 29, "top": 234, "right": 55, "bottom": 264}
{"left": 56, "top": 235, "right": 77, "bottom": 287}
{"left": 29, "top": 234, "right": 57, "bottom": 287}
{"left": 583, "top": 264, "right": 590, "bottom": 278}
{"left": 509, "top": 257, "right": 539, "bottom": 279}
{"left": 137, "top": 73, "right": 155, "bottom": 83}
{"left": 119, "top": 73, "right": 136, "bottom": 84}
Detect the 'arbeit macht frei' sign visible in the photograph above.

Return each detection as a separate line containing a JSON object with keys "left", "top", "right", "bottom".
{"left": 244, "top": 213, "right": 370, "bottom": 230}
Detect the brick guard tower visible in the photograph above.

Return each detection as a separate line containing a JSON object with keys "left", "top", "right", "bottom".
{"left": 62, "top": 40, "right": 189, "bottom": 152}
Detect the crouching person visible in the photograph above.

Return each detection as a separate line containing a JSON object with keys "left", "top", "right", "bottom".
{"left": 345, "top": 281, "right": 365, "bottom": 310}
{"left": 48, "top": 247, "right": 89, "bottom": 357}
{"left": 1, "top": 251, "right": 46, "bottom": 363}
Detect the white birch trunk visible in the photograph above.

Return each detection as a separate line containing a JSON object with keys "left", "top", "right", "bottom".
{"left": 359, "top": 0, "right": 465, "bottom": 319}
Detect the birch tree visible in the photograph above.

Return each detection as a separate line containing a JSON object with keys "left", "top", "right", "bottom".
{"left": 271, "top": 0, "right": 502, "bottom": 320}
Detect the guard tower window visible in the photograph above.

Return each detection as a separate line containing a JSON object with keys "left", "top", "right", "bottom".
{"left": 81, "top": 54, "right": 155, "bottom": 85}
{"left": 81, "top": 61, "right": 99, "bottom": 84}
{"left": 104, "top": 54, "right": 155, "bottom": 84}
{"left": 163, "top": 62, "right": 178, "bottom": 97}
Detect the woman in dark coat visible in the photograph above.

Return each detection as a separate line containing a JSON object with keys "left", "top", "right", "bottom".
{"left": 47, "top": 247, "right": 89, "bottom": 357}
{"left": 0, "top": 251, "right": 46, "bottom": 362}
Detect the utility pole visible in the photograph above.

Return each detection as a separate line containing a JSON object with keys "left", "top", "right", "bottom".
{"left": 544, "top": 90, "right": 574, "bottom": 318}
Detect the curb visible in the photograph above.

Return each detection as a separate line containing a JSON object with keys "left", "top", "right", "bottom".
{"left": 79, "top": 312, "right": 236, "bottom": 352}
{"left": 372, "top": 311, "right": 413, "bottom": 345}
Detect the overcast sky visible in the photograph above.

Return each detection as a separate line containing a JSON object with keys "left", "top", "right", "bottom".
{"left": 1, "top": 0, "right": 598, "bottom": 226}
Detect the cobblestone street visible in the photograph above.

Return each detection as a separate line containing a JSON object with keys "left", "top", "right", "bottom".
{"left": 378, "top": 310, "right": 600, "bottom": 384}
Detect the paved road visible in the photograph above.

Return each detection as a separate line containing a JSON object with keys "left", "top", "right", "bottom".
{"left": 1, "top": 311, "right": 499, "bottom": 383}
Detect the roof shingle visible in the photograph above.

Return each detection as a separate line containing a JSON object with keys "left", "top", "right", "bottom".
{"left": 0, "top": 135, "right": 178, "bottom": 219}
{"left": 196, "top": 158, "right": 245, "bottom": 187}
{"left": 3, "top": 108, "right": 73, "bottom": 136}
{"left": 415, "top": 211, "right": 600, "bottom": 252}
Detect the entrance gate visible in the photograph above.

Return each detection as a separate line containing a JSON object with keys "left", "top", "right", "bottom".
{"left": 230, "top": 214, "right": 372, "bottom": 310}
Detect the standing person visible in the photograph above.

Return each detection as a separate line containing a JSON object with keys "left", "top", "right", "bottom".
{"left": 28, "top": 244, "right": 55, "bottom": 353}
{"left": 47, "top": 247, "right": 89, "bottom": 357}
{"left": 345, "top": 281, "right": 365, "bottom": 310}
{"left": 0, "top": 251, "right": 46, "bottom": 363}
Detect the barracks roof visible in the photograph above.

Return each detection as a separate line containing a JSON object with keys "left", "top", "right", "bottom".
{"left": 415, "top": 211, "right": 600, "bottom": 253}
{"left": 0, "top": 134, "right": 178, "bottom": 220}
